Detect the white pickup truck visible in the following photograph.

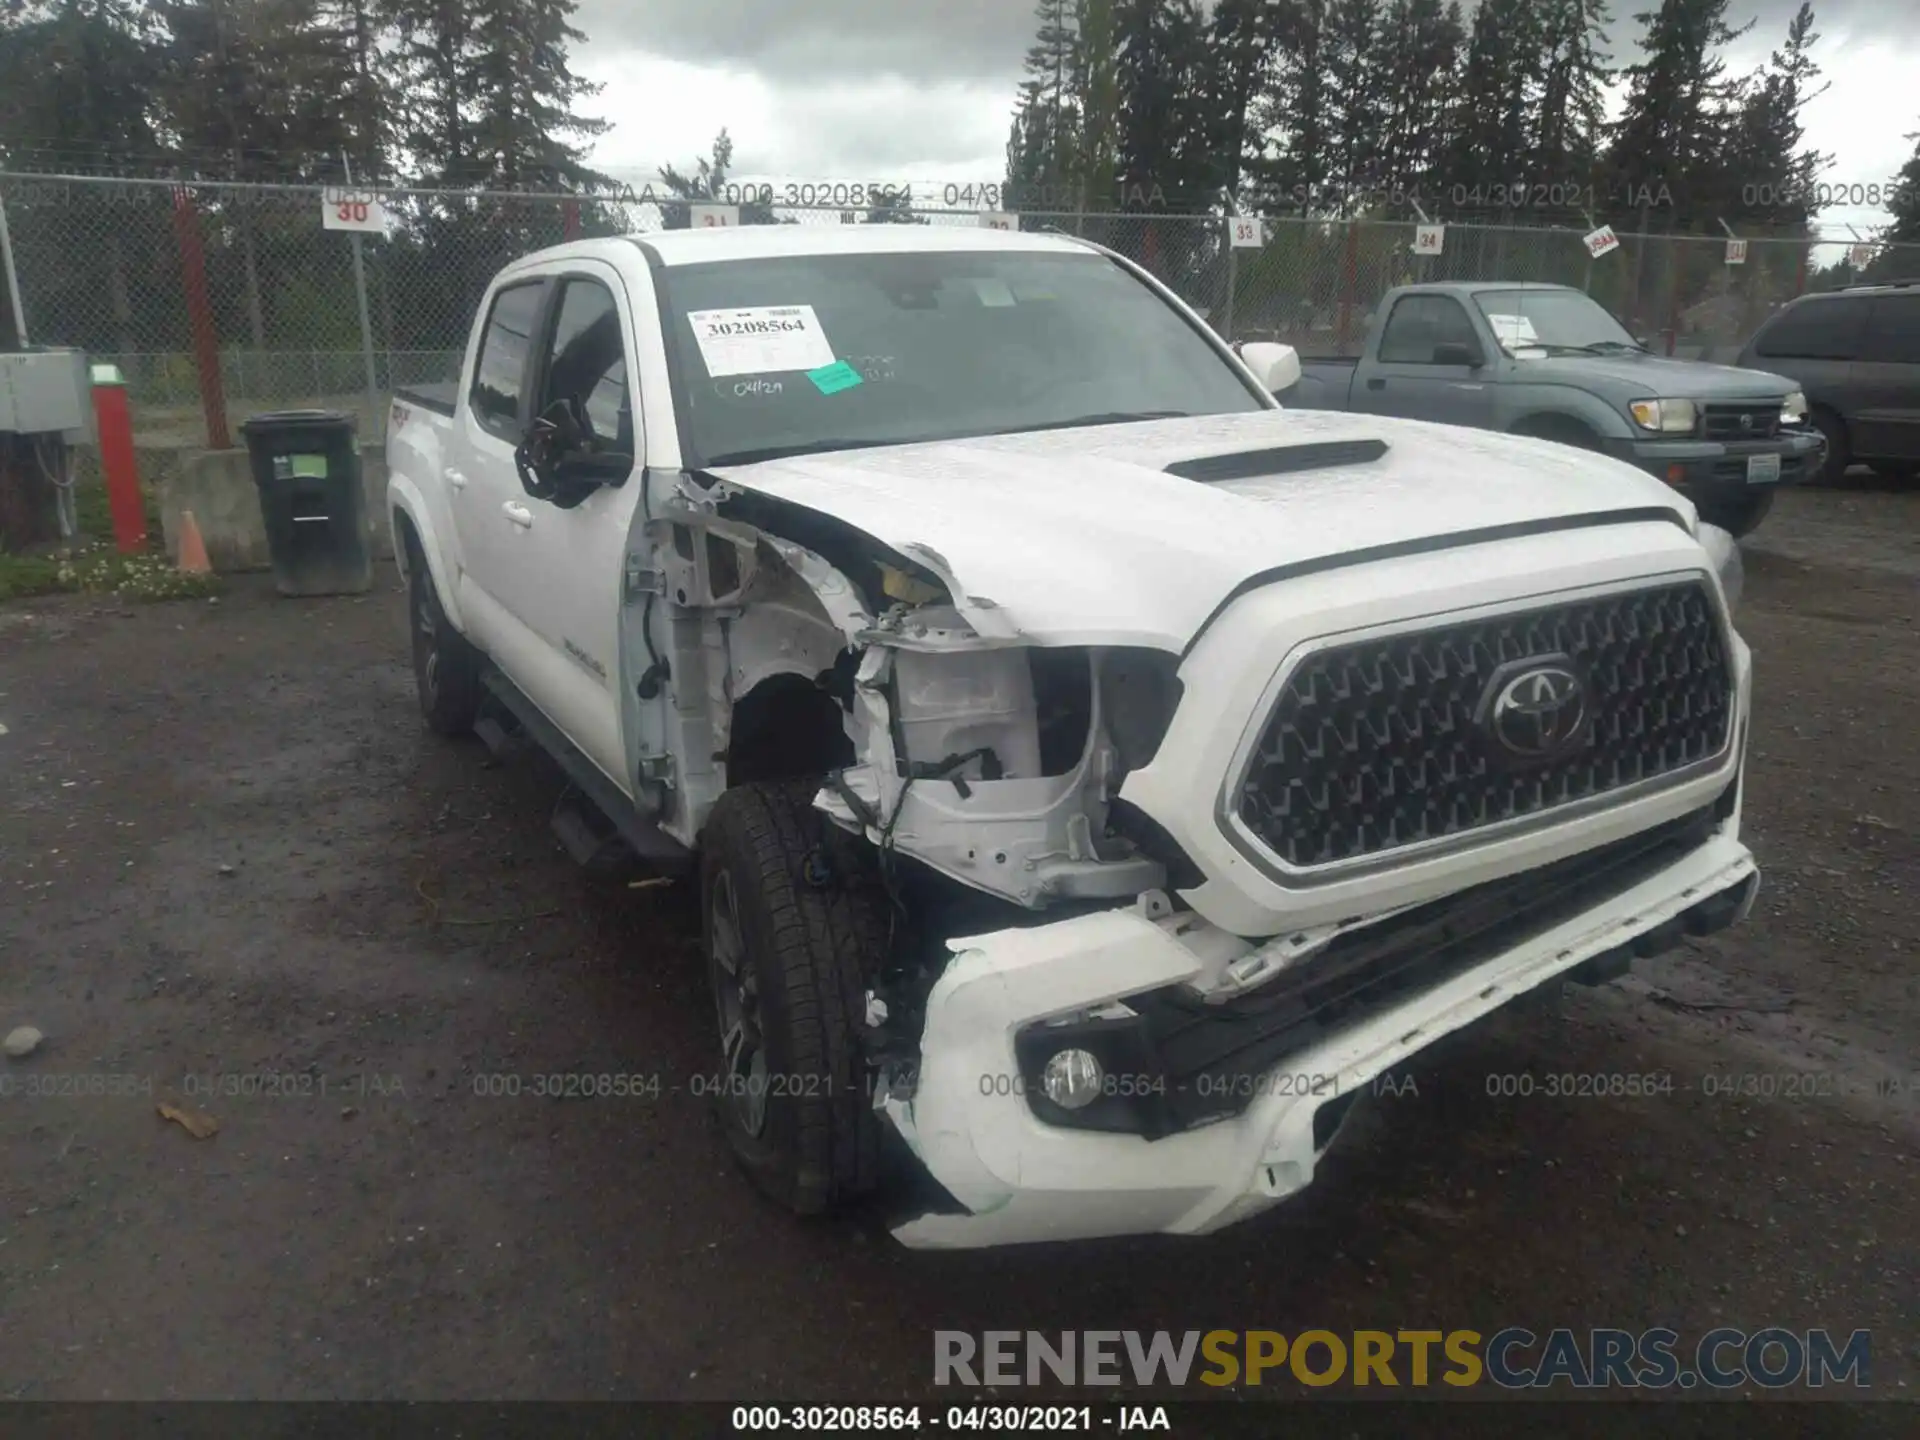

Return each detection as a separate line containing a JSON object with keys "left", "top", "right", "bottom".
{"left": 386, "top": 224, "right": 1758, "bottom": 1250}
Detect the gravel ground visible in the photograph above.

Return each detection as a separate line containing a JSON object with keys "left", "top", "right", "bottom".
{"left": 0, "top": 476, "right": 1914, "bottom": 1418}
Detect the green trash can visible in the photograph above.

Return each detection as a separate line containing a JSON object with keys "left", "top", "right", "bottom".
{"left": 239, "top": 410, "right": 371, "bottom": 597}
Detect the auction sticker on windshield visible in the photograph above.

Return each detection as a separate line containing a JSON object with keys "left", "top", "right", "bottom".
{"left": 687, "top": 305, "right": 837, "bottom": 377}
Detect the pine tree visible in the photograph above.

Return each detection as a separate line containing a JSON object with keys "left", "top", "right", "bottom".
{"left": 1005, "top": 0, "right": 1080, "bottom": 208}
{"left": 1074, "top": 0, "right": 1120, "bottom": 214}
{"left": 1113, "top": 0, "right": 1211, "bottom": 209}
{"left": 1322, "top": 0, "right": 1384, "bottom": 201}
{"left": 656, "top": 129, "right": 784, "bottom": 226}
{"left": 1441, "top": 0, "right": 1541, "bottom": 207}
{"left": 1203, "top": 0, "right": 1276, "bottom": 203}
{"left": 1251, "top": 0, "right": 1333, "bottom": 211}
{"left": 1374, "top": 0, "right": 1466, "bottom": 198}
{"left": 1889, "top": 126, "right": 1920, "bottom": 245}
{"left": 1724, "top": 2, "right": 1828, "bottom": 229}
{"left": 388, "top": 0, "right": 479, "bottom": 185}
{"left": 467, "top": 0, "right": 607, "bottom": 191}
{"left": 1532, "top": 0, "right": 1610, "bottom": 182}
{"left": 1605, "top": 0, "right": 1752, "bottom": 223}
{"left": 0, "top": 0, "right": 166, "bottom": 168}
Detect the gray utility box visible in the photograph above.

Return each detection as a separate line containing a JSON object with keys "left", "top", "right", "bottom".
{"left": 0, "top": 348, "right": 91, "bottom": 440}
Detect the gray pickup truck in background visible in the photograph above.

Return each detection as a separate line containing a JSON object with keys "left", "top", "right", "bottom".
{"left": 1284, "top": 282, "right": 1825, "bottom": 536}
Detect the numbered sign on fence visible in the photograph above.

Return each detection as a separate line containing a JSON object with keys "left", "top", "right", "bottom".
{"left": 1413, "top": 224, "right": 1446, "bottom": 256}
{"left": 1850, "top": 243, "right": 1876, "bottom": 270}
{"left": 1725, "top": 238, "right": 1748, "bottom": 265}
{"left": 690, "top": 204, "right": 739, "bottom": 229}
{"left": 1228, "top": 216, "right": 1264, "bottom": 248}
{"left": 1583, "top": 225, "right": 1621, "bottom": 259}
{"left": 979, "top": 212, "right": 1018, "bottom": 231}
{"left": 321, "top": 188, "right": 387, "bottom": 234}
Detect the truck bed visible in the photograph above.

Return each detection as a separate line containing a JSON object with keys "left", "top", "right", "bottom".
{"left": 395, "top": 381, "right": 457, "bottom": 417}
{"left": 1288, "top": 357, "right": 1359, "bottom": 411}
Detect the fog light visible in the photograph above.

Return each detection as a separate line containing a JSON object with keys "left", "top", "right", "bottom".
{"left": 1041, "top": 1049, "right": 1105, "bottom": 1110}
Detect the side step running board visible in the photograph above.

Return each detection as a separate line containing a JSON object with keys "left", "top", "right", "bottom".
{"left": 479, "top": 668, "right": 694, "bottom": 872}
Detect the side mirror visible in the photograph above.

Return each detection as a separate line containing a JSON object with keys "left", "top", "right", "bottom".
{"left": 516, "top": 398, "right": 630, "bottom": 501}
{"left": 1238, "top": 341, "right": 1302, "bottom": 394}
{"left": 1433, "top": 341, "right": 1484, "bottom": 368}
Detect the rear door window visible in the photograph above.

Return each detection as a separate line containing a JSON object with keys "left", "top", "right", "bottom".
{"left": 470, "top": 281, "right": 546, "bottom": 439}
{"left": 1859, "top": 294, "right": 1920, "bottom": 365}
{"left": 1753, "top": 296, "right": 1869, "bottom": 360}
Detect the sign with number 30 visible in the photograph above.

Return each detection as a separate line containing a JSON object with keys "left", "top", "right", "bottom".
{"left": 321, "top": 188, "right": 386, "bottom": 234}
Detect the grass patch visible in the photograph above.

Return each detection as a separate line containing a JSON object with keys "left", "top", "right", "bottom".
{"left": 0, "top": 542, "right": 220, "bottom": 604}
{"left": 0, "top": 477, "right": 211, "bottom": 604}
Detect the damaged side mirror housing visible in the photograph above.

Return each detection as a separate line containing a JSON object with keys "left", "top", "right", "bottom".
{"left": 517, "top": 398, "right": 633, "bottom": 501}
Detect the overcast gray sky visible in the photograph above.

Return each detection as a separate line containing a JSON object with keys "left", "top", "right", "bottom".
{"left": 573, "top": 0, "right": 1918, "bottom": 231}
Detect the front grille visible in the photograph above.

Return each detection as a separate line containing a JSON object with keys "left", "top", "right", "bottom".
{"left": 1235, "top": 582, "right": 1734, "bottom": 869}
{"left": 1702, "top": 403, "right": 1780, "bottom": 441}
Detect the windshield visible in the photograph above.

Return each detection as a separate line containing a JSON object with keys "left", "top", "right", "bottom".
{"left": 655, "top": 249, "right": 1266, "bottom": 466}
{"left": 1473, "top": 289, "right": 1642, "bottom": 356}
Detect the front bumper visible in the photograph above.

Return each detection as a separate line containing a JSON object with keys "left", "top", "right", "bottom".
{"left": 1605, "top": 428, "right": 1824, "bottom": 500}
{"left": 883, "top": 821, "right": 1756, "bottom": 1250}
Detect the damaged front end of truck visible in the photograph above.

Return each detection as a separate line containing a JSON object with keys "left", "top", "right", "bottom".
{"left": 622, "top": 454, "right": 1759, "bottom": 1250}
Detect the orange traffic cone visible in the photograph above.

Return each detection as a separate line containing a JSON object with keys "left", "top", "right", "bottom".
{"left": 176, "top": 510, "right": 212, "bottom": 575}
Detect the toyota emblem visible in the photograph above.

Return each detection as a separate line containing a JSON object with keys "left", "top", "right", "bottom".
{"left": 1478, "top": 657, "right": 1589, "bottom": 761}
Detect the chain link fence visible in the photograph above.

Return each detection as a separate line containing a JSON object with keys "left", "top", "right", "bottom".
{"left": 3, "top": 172, "right": 1915, "bottom": 463}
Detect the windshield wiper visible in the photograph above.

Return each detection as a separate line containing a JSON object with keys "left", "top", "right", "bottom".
{"left": 987, "top": 410, "right": 1192, "bottom": 436}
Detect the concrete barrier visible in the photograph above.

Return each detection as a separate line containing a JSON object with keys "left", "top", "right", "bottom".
{"left": 159, "top": 442, "right": 391, "bottom": 572}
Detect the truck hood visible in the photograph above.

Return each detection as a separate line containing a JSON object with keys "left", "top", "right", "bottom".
{"left": 1522, "top": 352, "right": 1797, "bottom": 397}
{"left": 705, "top": 409, "right": 1695, "bottom": 651}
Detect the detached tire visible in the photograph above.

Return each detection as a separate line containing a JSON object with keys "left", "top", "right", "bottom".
{"left": 701, "top": 780, "right": 888, "bottom": 1215}
{"left": 409, "top": 550, "right": 482, "bottom": 736}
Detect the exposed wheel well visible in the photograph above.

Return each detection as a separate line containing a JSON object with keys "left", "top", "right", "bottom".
{"left": 1511, "top": 413, "right": 1603, "bottom": 450}
{"left": 393, "top": 507, "right": 423, "bottom": 577}
{"left": 725, "top": 673, "right": 854, "bottom": 789}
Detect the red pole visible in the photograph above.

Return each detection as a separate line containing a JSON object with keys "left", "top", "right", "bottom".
{"left": 92, "top": 373, "right": 146, "bottom": 554}
{"left": 1336, "top": 221, "right": 1361, "bottom": 354}
{"left": 171, "top": 187, "right": 230, "bottom": 450}
{"left": 562, "top": 198, "right": 582, "bottom": 241}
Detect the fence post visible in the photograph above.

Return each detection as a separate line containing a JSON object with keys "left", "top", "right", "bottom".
{"left": 1335, "top": 221, "right": 1360, "bottom": 354}
{"left": 1225, "top": 240, "right": 1238, "bottom": 342}
{"left": 170, "top": 186, "right": 231, "bottom": 449}
{"left": 0, "top": 180, "right": 27, "bottom": 346}
{"left": 563, "top": 198, "right": 582, "bottom": 241}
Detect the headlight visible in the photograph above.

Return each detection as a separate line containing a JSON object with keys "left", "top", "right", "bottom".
{"left": 1698, "top": 523, "right": 1743, "bottom": 614}
{"left": 1780, "top": 390, "right": 1808, "bottom": 425}
{"left": 1628, "top": 398, "right": 1699, "bottom": 433}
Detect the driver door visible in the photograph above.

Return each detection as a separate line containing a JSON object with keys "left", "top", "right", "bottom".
{"left": 1354, "top": 293, "right": 1498, "bottom": 429}
{"left": 484, "top": 263, "right": 644, "bottom": 791}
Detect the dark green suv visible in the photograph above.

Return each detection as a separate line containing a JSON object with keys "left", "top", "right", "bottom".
{"left": 1737, "top": 282, "right": 1920, "bottom": 483}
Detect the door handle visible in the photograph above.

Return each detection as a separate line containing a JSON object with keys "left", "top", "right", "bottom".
{"left": 447, "top": 468, "right": 468, "bottom": 490}
{"left": 502, "top": 501, "right": 534, "bottom": 529}
{"left": 1366, "top": 378, "right": 1387, "bottom": 391}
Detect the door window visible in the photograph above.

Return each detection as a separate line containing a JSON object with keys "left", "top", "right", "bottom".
{"left": 470, "top": 281, "right": 546, "bottom": 440}
{"left": 1378, "top": 294, "right": 1479, "bottom": 363}
{"left": 1753, "top": 295, "right": 1868, "bottom": 360}
{"left": 537, "top": 279, "right": 634, "bottom": 458}
{"left": 1860, "top": 294, "right": 1920, "bottom": 365}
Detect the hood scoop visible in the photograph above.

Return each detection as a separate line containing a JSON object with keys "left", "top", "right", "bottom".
{"left": 1163, "top": 438, "right": 1390, "bottom": 482}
